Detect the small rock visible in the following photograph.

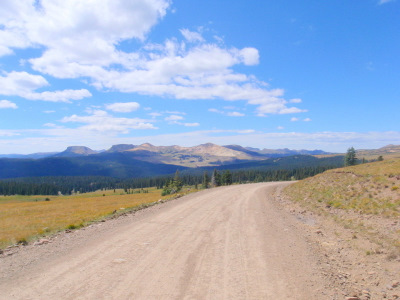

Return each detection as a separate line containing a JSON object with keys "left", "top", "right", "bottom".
{"left": 346, "top": 297, "right": 360, "bottom": 300}
{"left": 315, "top": 230, "right": 323, "bottom": 235}
{"left": 34, "top": 238, "right": 50, "bottom": 246}
{"left": 392, "top": 281, "right": 400, "bottom": 288}
{"left": 362, "top": 290, "right": 370, "bottom": 294}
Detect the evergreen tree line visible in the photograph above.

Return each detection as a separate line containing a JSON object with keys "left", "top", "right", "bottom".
{"left": 0, "top": 165, "right": 336, "bottom": 196}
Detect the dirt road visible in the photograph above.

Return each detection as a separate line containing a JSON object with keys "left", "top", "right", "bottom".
{"left": 0, "top": 182, "right": 333, "bottom": 299}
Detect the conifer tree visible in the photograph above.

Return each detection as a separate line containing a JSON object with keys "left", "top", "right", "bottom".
{"left": 344, "top": 147, "right": 357, "bottom": 166}
{"left": 202, "top": 171, "right": 210, "bottom": 189}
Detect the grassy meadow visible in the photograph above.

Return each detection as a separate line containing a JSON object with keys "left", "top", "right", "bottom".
{"left": 0, "top": 188, "right": 173, "bottom": 249}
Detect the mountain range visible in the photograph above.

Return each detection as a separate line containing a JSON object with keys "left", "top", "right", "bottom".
{"left": 0, "top": 143, "right": 330, "bottom": 165}
{"left": 0, "top": 143, "right": 397, "bottom": 179}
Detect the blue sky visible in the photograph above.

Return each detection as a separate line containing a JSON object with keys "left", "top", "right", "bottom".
{"left": 0, "top": 0, "right": 399, "bottom": 154}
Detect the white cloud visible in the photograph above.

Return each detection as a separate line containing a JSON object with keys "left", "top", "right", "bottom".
{"left": 149, "top": 112, "right": 162, "bottom": 118}
{"left": 61, "top": 110, "right": 157, "bottom": 133}
{"left": 0, "top": 0, "right": 170, "bottom": 58}
{"left": 43, "top": 123, "right": 64, "bottom": 129}
{"left": 105, "top": 102, "right": 140, "bottom": 113}
{"left": 164, "top": 113, "right": 199, "bottom": 126}
{"left": 227, "top": 111, "right": 245, "bottom": 117}
{"left": 291, "top": 117, "right": 299, "bottom": 122}
{"left": 0, "top": 100, "right": 17, "bottom": 109}
{"left": 180, "top": 29, "right": 204, "bottom": 43}
{"left": 0, "top": 71, "right": 48, "bottom": 94}
{"left": 289, "top": 98, "right": 302, "bottom": 103}
{"left": 164, "top": 111, "right": 186, "bottom": 115}
{"left": 0, "top": 71, "right": 91, "bottom": 102}
{"left": 277, "top": 126, "right": 284, "bottom": 130}
{"left": 278, "top": 107, "right": 308, "bottom": 114}
{"left": 0, "top": 0, "right": 304, "bottom": 115}
{"left": 239, "top": 48, "right": 259, "bottom": 66}
{"left": 184, "top": 122, "right": 200, "bottom": 127}
{"left": 0, "top": 129, "right": 20, "bottom": 137}
{"left": 209, "top": 108, "right": 244, "bottom": 117}
{"left": 25, "top": 89, "right": 92, "bottom": 102}
{"left": 303, "top": 118, "right": 312, "bottom": 122}
{"left": 237, "top": 129, "right": 256, "bottom": 134}
{"left": 165, "top": 114, "right": 184, "bottom": 122}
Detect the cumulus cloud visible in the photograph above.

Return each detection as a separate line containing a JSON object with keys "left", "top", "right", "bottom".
{"left": 0, "top": 71, "right": 91, "bottom": 102}
{"left": 180, "top": 29, "right": 204, "bottom": 43}
{"left": 61, "top": 110, "right": 157, "bottom": 133}
{"left": 0, "top": 0, "right": 305, "bottom": 115}
{"left": 239, "top": 48, "right": 259, "bottom": 66}
{"left": 303, "top": 118, "right": 312, "bottom": 122}
{"left": 290, "top": 117, "right": 299, "bottom": 122}
{"left": 0, "top": 0, "right": 170, "bottom": 57}
{"left": 0, "top": 100, "right": 17, "bottom": 109}
{"left": 105, "top": 102, "right": 140, "bottom": 113}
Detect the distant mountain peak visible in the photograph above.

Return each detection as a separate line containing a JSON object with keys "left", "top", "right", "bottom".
{"left": 65, "top": 146, "right": 95, "bottom": 154}
{"left": 53, "top": 146, "right": 97, "bottom": 157}
{"left": 107, "top": 144, "right": 135, "bottom": 152}
{"left": 140, "top": 143, "right": 155, "bottom": 147}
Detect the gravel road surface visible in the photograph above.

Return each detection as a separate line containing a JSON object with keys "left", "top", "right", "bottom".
{"left": 0, "top": 182, "right": 332, "bottom": 299}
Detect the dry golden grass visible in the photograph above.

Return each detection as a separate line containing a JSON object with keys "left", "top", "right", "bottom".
{"left": 283, "top": 158, "right": 400, "bottom": 253}
{"left": 0, "top": 188, "right": 165, "bottom": 248}
{"left": 285, "top": 158, "right": 400, "bottom": 214}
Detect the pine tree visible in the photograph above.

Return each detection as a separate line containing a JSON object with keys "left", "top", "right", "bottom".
{"left": 202, "top": 171, "right": 210, "bottom": 189}
{"left": 210, "top": 169, "right": 221, "bottom": 187}
{"left": 222, "top": 170, "right": 232, "bottom": 185}
{"left": 344, "top": 147, "right": 357, "bottom": 166}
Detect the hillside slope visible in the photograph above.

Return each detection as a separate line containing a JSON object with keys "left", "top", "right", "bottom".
{"left": 282, "top": 159, "right": 400, "bottom": 298}
{"left": 284, "top": 159, "right": 400, "bottom": 249}
{"left": 357, "top": 144, "right": 400, "bottom": 160}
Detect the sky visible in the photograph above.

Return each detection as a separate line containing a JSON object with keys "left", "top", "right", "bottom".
{"left": 0, "top": 0, "right": 399, "bottom": 154}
